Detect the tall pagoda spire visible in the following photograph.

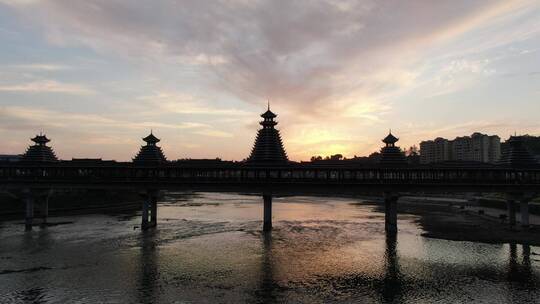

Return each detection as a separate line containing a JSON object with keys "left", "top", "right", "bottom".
{"left": 247, "top": 105, "right": 288, "bottom": 164}
{"left": 379, "top": 130, "right": 407, "bottom": 166}
{"left": 21, "top": 133, "right": 58, "bottom": 162}
{"left": 133, "top": 131, "right": 167, "bottom": 163}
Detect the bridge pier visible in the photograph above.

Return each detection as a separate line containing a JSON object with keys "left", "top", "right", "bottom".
{"left": 263, "top": 194, "right": 272, "bottom": 232}
{"left": 520, "top": 199, "right": 530, "bottom": 228}
{"left": 141, "top": 190, "right": 158, "bottom": 230}
{"left": 37, "top": 196, "right": 49, "bottom": 227}
{"left": 384, "top": 193, "right": 399, "bottom": 235}
{"left": 141, "top": 200, "right": 150, "bottom": 230}
{"left": 150, "top": 192, "right": 158, "bottom": 228}
{"left": 36, "top": 190, "right": 52, "bottom": 227}
{"left": 24, "top": 191, "right": 34, "bottom": 231}
{"left": 507, "top": 199, "right": 516, "bottom": 227}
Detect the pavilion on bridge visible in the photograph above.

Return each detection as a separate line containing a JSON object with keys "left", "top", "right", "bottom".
{"left": 21, "top": 133, "right": 58, "bottom": 162}
{"left": 379, "top": 131, "right": 407, "bottom": 166}
{"left": 133, "top": 132, "right": 167, "bottom": 163}
{"left": 246, "top": 104, "right": 288, "bottom": 164}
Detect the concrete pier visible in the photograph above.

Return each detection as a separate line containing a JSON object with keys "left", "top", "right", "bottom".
{"left": 507, "top": 200, "right": 516, "bottom": 227}
{"left": 142, "top": 201, "right": 150, "bottom": 230}
{"left": 141, "top": 190, "right": 159, "bottom": 230}
{"left": 263, "top": 194, "right": 272, "bottom": 232}
{"left": 150, "top": 193, "right": 158, "bottom": 228}
{"left": 25, "top": 194, "right": 34, "bottom": 231}
{"left": 384, "top": 193, "right": 398, "bottom": 234}
{"left": 520, "top": 200, "right": 529, "bottom": 228}
{"left": 38, "top": 196, "right": 49, "bottom": 227}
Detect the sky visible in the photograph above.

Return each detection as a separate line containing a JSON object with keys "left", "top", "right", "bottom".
{"left": 0, "top": 0, "right": 539, "bottom": 161}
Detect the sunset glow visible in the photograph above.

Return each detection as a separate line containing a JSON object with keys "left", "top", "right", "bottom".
{"left": 0, "top": 0, "right": 539, "bottom": 161}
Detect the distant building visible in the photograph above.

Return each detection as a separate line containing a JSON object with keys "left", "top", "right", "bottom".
{"left": 498, "top": 136, "right": 538, "bottom": 168}
{"left": 501, "top": 135, "right": 540, "bottom": 163}
{"left": 419, "top": 137, "right": 450, "bottom": 164}
{"left": 420, "top": 133, "right": 500, "bottom": 164}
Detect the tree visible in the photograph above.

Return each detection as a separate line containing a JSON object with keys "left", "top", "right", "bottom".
{"left": 405, "top": 145, "right": 419, "bottom": 156}
{"left": 330, "top": 154, "right": 343, "bottom": 160}
{"left": 310, "top": 156, "right": 323, "bottom": 162}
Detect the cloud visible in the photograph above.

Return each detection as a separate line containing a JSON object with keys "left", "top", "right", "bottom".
{"left": 0, "top": 0, "right": 39, "bottom": 5}
{"left": 193, "top": 129, "right": 234, "bottom": 138}
{"left": 0, "top": 80, "right": 93, "bottom": 94}
{"left": 5, "top": 1, "right": 535, "bottom": 111}
{"left": 138, "top": 92, "right": 252, "bottom": 116}
{"left": 10, "top": 63, "right": 71, "bottom": 71}
{"left": 0, "top": 105, "right": 233, "bottom": 137}
{"left": 1, "top": 0, "right": 539, "bottom": 159}
{"left": 425, "top": 58, "right": 497, "bottom": 98}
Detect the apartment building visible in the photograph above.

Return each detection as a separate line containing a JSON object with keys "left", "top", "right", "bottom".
{"left": 420, "top": 133, "right": 500, "bottom": 164}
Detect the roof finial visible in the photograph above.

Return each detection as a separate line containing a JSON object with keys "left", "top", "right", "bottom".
{"left": 151, "top": 129, "right": 153, "bottom": 135}
{"left": 267, "top": 99, "right": 270, "bottom": 111}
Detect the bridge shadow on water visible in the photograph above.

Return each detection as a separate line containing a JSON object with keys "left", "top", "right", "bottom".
{"left": 255, "top": 232, "right": 278, "bottom": 303}
{"left": 251, "top": 229, "right": 405, "bottom": 304}
{"left": 137, "top": 230, "right": 160, "bottom": 304}
{"left": 507, "top": 243, "right": 536, "bottom": 286}
{"left": 381, "top": 233, "right": 403, "bottom": 303}
{"left": 250, "top": 230, "right": 537, "bottom": 303}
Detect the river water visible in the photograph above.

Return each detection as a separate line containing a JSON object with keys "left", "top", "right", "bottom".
{"left": 0, "top": 193, "right": 539, "bottom": 303}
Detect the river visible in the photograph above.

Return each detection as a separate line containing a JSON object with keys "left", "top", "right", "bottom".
{"left": 0, "top": 192, "right": 539, "bottom": 303}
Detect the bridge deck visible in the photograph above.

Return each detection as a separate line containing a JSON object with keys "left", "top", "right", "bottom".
{"left": 1, "top": 162, "right": 539, "bottom": 193}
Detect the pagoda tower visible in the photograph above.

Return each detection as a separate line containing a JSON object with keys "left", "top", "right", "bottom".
{"left": 379, "top": 131, "right": 407, "bottom": 166}
{"left": 247, "top": 105, "right": 288, "bottom": 164}
{"left": 21, "top": 133, "right": 58, "bottom": 162}
{"left": 133, "top": 131, "right": 167, "bottom": 163}
{"left": 498, "top": 136, "right": 538, "bottom": 168}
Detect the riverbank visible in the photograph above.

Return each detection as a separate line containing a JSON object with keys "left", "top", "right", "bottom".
{"left": 0, "top": 190, "right": 143, "bottom": 219}
{"left": 388, "top": 198, "right": 540, "bottom": 246}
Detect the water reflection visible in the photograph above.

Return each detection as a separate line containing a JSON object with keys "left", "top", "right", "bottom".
{"left": 507, "top": 243, "right": 535, "bottom": 283}
{"left": 256, "top": 232, "right": 277, "bottom": 304}
{"left": 138, "top": 230, "right": 159, "bottom": 304}
{"left": 1, "top": 193, "right": 540, "bottom": 303}
{"left": 381, "top": 233, "right": 403, "bottom": 303}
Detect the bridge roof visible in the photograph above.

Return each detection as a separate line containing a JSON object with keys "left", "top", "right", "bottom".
{"left": 142, "top": 133, "right": 160, "bottom": 144}
{"left": 31, "top": 134, "right": 50, "bottom": 145}
{"left": 382, "top": 132, "right": 399, "bottom": 144}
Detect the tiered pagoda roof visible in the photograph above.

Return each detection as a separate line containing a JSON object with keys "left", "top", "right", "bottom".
{"left": 379, "top": 131, "right": 407, "bottom": 167}
{"left": 246, "top": 105, "right": 288, "bottom": 164}
{"left": 133, "top": 131, "right": 167, "bottom": 163}
{"left": 21, "top": 133, "right": 58, "bottom": 162}
{"left": 498, "top": 136, "right": 538, "bottom": 168}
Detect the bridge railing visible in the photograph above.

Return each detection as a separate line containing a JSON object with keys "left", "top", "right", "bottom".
{"left": 1, "top": 163, "right": 540, "bottom": 186}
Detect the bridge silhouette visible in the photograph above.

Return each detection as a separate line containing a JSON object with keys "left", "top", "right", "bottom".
{"left": 1, "top": 108, "right": 539, "bottom": 233}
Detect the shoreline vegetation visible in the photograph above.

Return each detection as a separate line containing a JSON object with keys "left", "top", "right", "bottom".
{"left": 1, "top": 191, "right": 539, "bottom": 245}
